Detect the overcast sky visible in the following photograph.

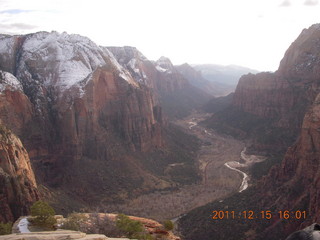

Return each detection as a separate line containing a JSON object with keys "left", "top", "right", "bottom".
{"left": 0, "top": 0, "right": 320, "bottom": 71}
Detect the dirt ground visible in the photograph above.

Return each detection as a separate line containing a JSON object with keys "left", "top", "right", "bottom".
{"left": 103, "top": 111, "right": 245, "bottom": 221}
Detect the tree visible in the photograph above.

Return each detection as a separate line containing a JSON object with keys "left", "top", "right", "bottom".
{"left": 30, "top": 201, "right": 56, "bottom": 227}
{"left": 0, "top": 222, "right": 12, "bottom": 235}
{"left": 61, "top": 213, "right": 88, "bottom": 231}
{"left": 116, "top": 214, "right": 143, "bottom": 238}
{"left": 163, "top": 220, "right": 174, "bottom": 231}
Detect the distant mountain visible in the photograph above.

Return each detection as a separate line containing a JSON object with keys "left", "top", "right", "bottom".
{"left": 193, "top": 64, "right": 259, "bottom": 89}
{"left": 108, "top": 47, "right": 212, "bottom": 119}
{"left": 175, "top": 63, "right": 232, "bottom": 96}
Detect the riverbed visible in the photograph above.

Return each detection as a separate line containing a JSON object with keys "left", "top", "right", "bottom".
{"left": 102, "top": 112, "right": 264, "bottom": 221}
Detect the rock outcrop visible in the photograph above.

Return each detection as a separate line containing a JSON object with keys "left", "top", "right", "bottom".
{"left": 0, "top": 71, "right": 33, "bottom": 137}
{"left": 109, "top": 47, "right": 212, "bottom": 119}
{"left": 0, "top": 125, "right": 39, "bottom": 223}
{"left": 179, "top": 23, "right": 320, "bottom": 240}
{"left": 0, "top": 230, "right": 110, "bottom": 240}
{"left": 256, "top": 91, "right": 320, "bottom": 239}
{"left": 207, "top": 25, "right": 320, "bottom": 152}
{"left": 0, "top": 32, "right": 167, "bottom": 204}
{"left": 0, "top": 31, "right": 202, "bottom": 210}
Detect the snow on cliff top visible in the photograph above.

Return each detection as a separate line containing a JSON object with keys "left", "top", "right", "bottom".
{"left": 12, "top": 31, "right": 137, "bottom": 93}
{"left": 0, "top": 70, "right": 23, "bottom": 92}
{"left": 155, "top": 56, "right": 174, "bottom": 74}
{"left": 107, "top": 46, "right": 149, "bottom": 84}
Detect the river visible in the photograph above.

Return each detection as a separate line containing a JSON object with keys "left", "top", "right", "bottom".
{"left": 103, "top": 112, "right": 266, "bottom": 221}
{"left": 224, "top": 147, "right": 266, "bottom": 192}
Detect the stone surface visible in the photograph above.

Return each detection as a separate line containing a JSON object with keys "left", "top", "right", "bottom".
{"left": 0, "top": 127, "right": 39, "bottom": 222}
{"left": 208, "top": 25, "right": 320, "bottom": 152}
{"left": 0, "top": 230, "right": 109, "bottom": 240}
{"left": 233, "top": 23, "right": 320, "bottom": 239}
{"left": 179, "top": 23, "right": 320, "bottom": 240}
{"left": 108, "top": 47, "right": 212, "bottom": 118}
{"left": 0, "top": 31, "right": 201, "bottom": 209}
{"left": 257, "top": 91, "right": 320, "bottom": 238}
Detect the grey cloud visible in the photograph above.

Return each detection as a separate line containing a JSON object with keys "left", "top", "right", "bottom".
{"left": 0, "top": 9, "right": 35, "bottom": 14}
{"left": 0, "top": 23, "right": 38, "bottom": 32}
{"left": 304, "top": 0, "right": 319, "bottom": 5}
{"left": 10, "top": 23, "right": 37, "bottom": 29}
{"left": 279, "top": 0, "right": 291, "bottom": 7}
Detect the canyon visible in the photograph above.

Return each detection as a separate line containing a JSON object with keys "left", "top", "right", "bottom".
{"left": 1, "top": 23, "right": 320, "bottom": 240}
{"left": 179, "top": 23, "right": 320, "bottom": 240}
{"left": 0, "top": 31, "right": 222, "bottom": 222}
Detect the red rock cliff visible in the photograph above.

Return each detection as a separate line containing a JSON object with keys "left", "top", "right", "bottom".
{"left": 0, "top": 125, "right": 39, "bottom": 222}
{"left": 237, "top": 23, "right": 320, "bottom": 239}
{"left": 0, "top": 32, "right": 169, "bottom": 204}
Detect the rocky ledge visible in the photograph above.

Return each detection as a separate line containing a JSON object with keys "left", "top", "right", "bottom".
{"left": 0, "top": 230, "right": 130, "bottom": 240}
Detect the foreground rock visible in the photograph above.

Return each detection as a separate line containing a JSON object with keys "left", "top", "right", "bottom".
{"left": 62, "top": 213, "right": 180, "bottom": 240}
{"left": 0, "top": 230, "right": 122, "bottom": 240}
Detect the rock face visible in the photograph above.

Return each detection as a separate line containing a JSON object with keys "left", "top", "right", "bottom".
{"left": 109, "top": 47, "right": 212, "bottom": 119}
{"left": 0, "top": 230, "right": 110, "bottom": 240}
{"left": 0, "top": 71, "right": 33, "bottom": 137}
{"left": 0, "top": 32, "right": 167, "bottom": 203}
{"left": 108, "top": 47, "right": 188, "bottom": 94}
{"left": 0, "top": 31, "right": 202, "bottom": 210}
{"left": 179, "top": 23, "right": 320, "bottom": 240}
{"left": 208, "top": 25, "right": 320, "bottom": 152}
{"left": 0, "top": 125, "right": 39, "bottom": 223}
{"left": 257, "top": 91, "right": 320, "bottom": 239}
{"left": 232, "top": 23, "right": 320, "bottom": 237}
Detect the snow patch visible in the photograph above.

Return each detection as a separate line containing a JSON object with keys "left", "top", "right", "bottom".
{"left": 156, "top": 65, "right": 167, "bottom": 73}
{"left": 17, "top": 217, "right": 30, "bottom": 233}
{"left": 18, "top": 31, "right": 138, "bottom": 94}
{"left": 0, "top": 71, "right": 23, "bottom": 92}
{"left": 0, "top": 36, "right": 15, "bottom": 56}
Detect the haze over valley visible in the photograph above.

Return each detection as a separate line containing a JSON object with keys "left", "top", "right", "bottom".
{"left": 1, "top": 1, "right": 320, "bottom": 240}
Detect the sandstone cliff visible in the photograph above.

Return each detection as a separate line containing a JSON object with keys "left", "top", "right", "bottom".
{"left": 0, "top": 32, "right": 167, "bottom": 200}
{"left": 179, "top": 23, "right": 320, "bottom": 240}
{"left": 255, "top": 90, "right": 320, "bottom": 239}
{"left": 0, "top": 125, "right": 39, "bottom": 222}
{"left": 0, "top": 32, "right": 200, "bottom": 210}
{"left": 206, "top": 25, "right": 320, "bottom": 152}
{"left": 109, "top": 47, "right": 212, "bottom": 119}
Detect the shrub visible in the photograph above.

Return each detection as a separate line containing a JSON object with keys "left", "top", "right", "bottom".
{"left": 60, "top": 213, "right": 88, "bottom": 231}
{"left": 133, "top": 232, "right": 154, "bottom": 240}
{"left": 116, "top": 214, "right": 143, "bottom": 238}
{"left": 30, "top": 201, "right": 56, "bottom": 228}
{"left": 0, "top": 222, "right": 12, "bottom": 235}
{"left": 163, "top": 220, "right": 174, "bottom": 231}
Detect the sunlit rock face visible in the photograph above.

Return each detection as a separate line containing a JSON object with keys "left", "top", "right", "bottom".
{"left": 0, "top": 32, "right": 166, "bottom": 203}
{"left": 231, "top": 23, "right": 320, "bottom": 239}
{"left": 0, "top": 125, "right": 39, "bottom": 222}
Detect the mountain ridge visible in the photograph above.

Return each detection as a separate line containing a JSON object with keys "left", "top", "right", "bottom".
{"left": 0, "top": 31, "right": 205, "bottom": 217}
{"left": 179, "top": 23, "right": 320, "bottom": 240}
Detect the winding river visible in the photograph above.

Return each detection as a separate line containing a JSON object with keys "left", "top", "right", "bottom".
{"left": 187, "top": 119, "right": 265, "bottom": 193}
{"left": 224, "top": 147, "right": 265, "bottom": 192}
